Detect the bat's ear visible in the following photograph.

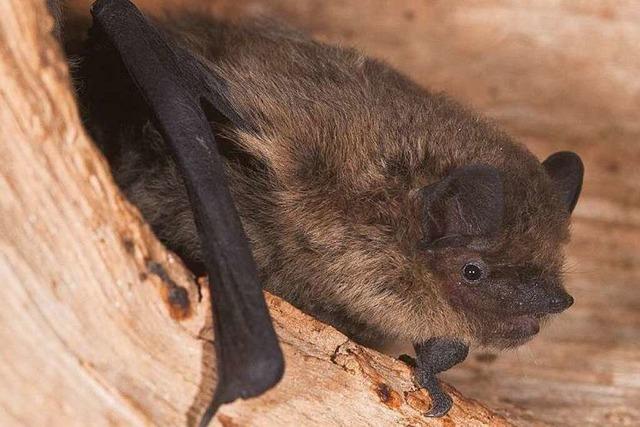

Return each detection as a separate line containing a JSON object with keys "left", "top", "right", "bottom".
{"left": 542, "top": 151, "right": 584, "bottom": 213}
{"left": 421, "top": 165, "right": 504, "bottom": 249}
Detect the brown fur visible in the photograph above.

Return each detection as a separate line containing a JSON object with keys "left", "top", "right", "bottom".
{"left": 76, "top": 12, "right": 577, "bottom": 350}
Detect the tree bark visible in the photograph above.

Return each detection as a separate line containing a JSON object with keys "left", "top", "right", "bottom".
{"left": 0, "top": 0, "right": 514, "bottom": 425}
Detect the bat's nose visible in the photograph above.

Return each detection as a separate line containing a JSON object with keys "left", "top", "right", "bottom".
{"left": 548, "top": 291, "right": 574, "bottom": 313}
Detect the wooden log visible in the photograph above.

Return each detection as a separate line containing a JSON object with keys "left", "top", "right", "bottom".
{"left": 0, "top": 0, "right": 513, "bottom": 425}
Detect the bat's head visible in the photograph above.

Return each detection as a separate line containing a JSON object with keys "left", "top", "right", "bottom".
{"left": 419, "top": 152, "right": 583, "bottom": 348}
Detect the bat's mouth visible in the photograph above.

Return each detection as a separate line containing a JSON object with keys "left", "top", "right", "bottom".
{"left": 503, "top": 314, "right": 541, "bottom": 340}
{"left": 498, "top": 290, "right": 574, "bottom": 341}
{"left": 479, "top": 314, "right": 543, "bottom": 349}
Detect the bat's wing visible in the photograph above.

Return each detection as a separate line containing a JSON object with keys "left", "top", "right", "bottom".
{"left": 90, "top": 0, "right": 284, "bottom": 424}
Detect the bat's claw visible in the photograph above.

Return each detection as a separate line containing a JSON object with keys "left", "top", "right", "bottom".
{"left": 414, "top": 369, "right": 454, "bottom": 417}
{"left": 424, "top": 389, "right": 453, "bottom": 417}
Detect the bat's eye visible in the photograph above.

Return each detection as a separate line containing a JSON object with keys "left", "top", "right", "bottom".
{"left": 462, "top": 263, "right": 483, "bottom": 282}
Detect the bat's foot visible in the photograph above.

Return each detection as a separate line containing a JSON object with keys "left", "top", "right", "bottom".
{"left": 425, "top": 392, "right": 453, "bottom": 418}
{"left": 412, "top": 338, "right": 469, "bottom": 418}
{"left": 414, "top": 367, "right": 453, "bottom": 417}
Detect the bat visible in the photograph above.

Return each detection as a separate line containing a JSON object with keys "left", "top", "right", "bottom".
{"left": 54, "top": 0, "right": 584, "bottom": 423}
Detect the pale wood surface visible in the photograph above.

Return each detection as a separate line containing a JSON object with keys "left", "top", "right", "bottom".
{"left": 0, "top": 0, "right": 515, "bottom": 426}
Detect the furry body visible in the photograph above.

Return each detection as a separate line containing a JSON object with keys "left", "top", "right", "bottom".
{"left": 77, "top": 12, "right": 577, "bottom": 350}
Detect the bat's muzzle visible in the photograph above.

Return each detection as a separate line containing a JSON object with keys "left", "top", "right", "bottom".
{"left": 546, "top": 290, "right": 574, "bottom": 313}
{"left": 500, "top": 285, "right": 575, "bottom": 317}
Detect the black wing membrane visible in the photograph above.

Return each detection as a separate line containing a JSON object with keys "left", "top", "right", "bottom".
{"left": 90, "top": 0, "right": 284, "bottom": 424}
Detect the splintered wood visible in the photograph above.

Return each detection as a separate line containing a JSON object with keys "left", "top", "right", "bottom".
{"left": 0, "top": 0, "right": 509, "bottom": 425}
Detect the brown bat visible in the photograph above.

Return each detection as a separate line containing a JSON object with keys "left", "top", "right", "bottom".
{"left": 55, "top": 0, "right": 583, "bottom": 423}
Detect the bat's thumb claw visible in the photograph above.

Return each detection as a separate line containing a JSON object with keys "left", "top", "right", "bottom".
{"left": 425, "top": 392, "right": 453, "bottom": 417}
